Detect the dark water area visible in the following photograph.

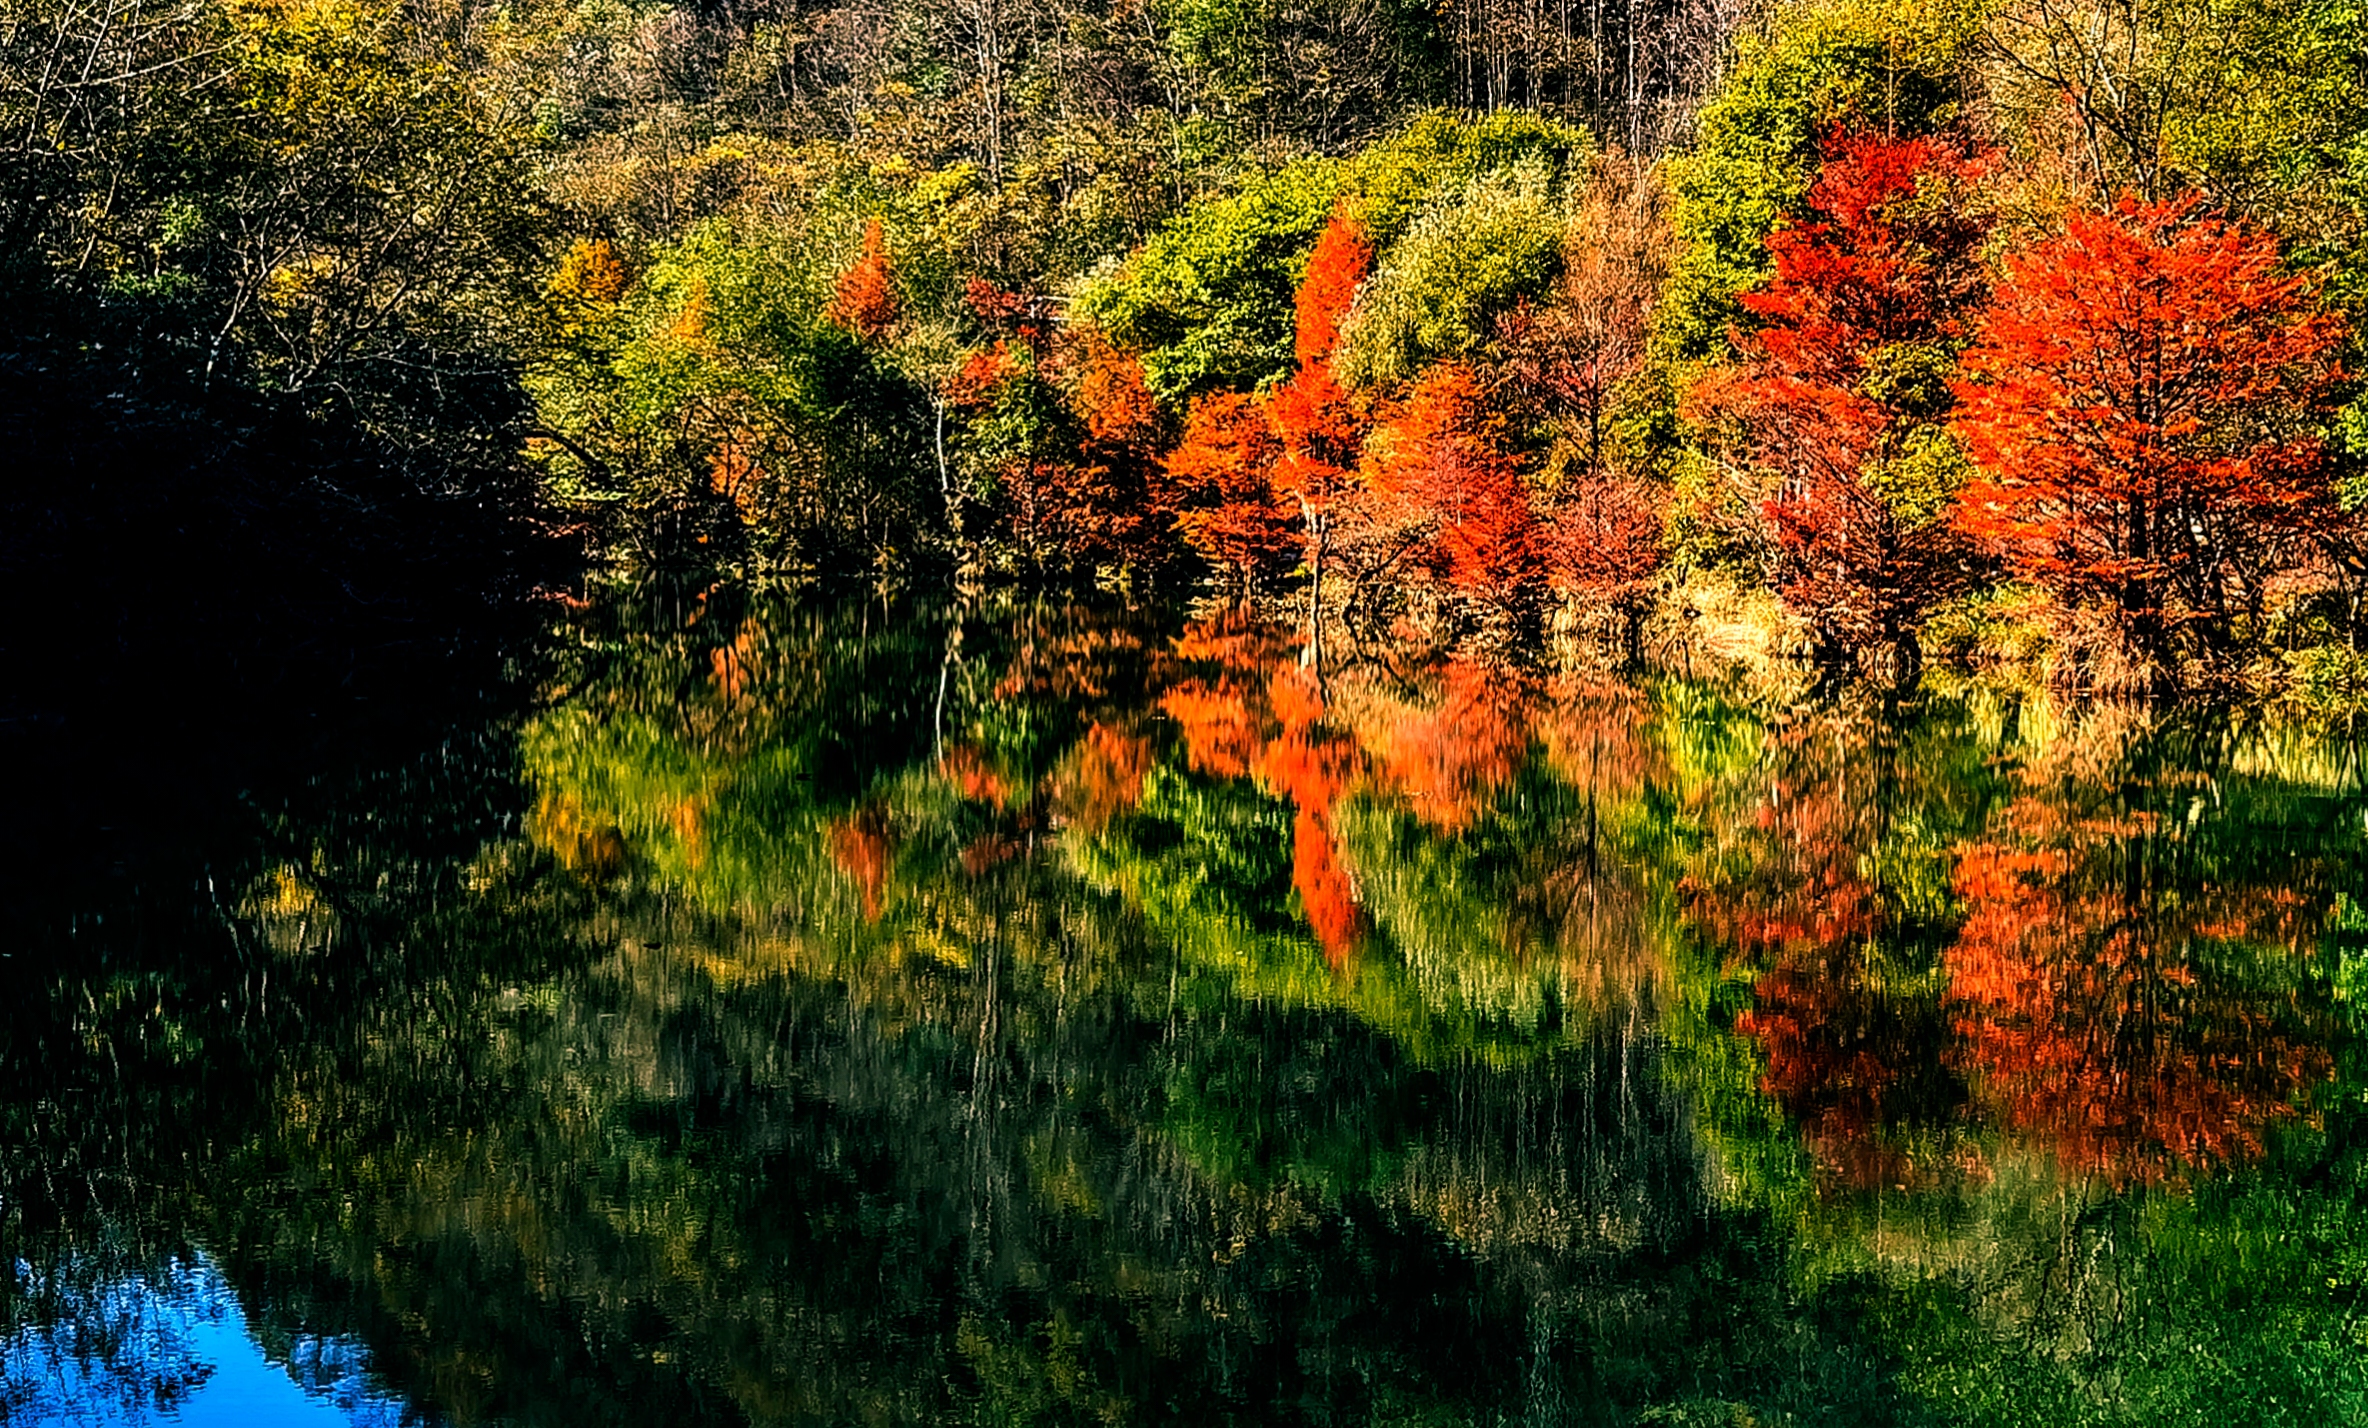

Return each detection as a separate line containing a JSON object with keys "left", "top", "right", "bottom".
{"left": 8, "top": 587, "right": 2368, "bottom": 1426}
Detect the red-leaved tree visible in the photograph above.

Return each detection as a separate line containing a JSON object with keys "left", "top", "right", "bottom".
{"left": 949, "top": 279, "right": 1170, "bottom": 577}
{"left": 1296, "top": 201, "right": 1370, "bottom": 371}
{"left": 1162, "top": 203, "right": 1372, "bottom": 600}
{"left": 1168, "top": 391, "right": 1293, "bottom": 593}
{"left": 1500, "top": 155, "right": 1671, "bottom": 659}
{"left": 1702, "top": 130, "right": 1989, "bottom": 683}
{"left": 1543, "top": 471, "right": 1665, "bottom": 664}
{"left": 1052, "top": 328, "right": 1173, "bottom": 572}
{"left": 1952, "top": 195, "right": 2346, "bottom": 690}
{"left": 1361, "top": 362, "right": 1537, "bottom": 610}
{"left": 826, "top": 218, "right": 899, "bottom": 342}
{"left": 1495, "top": 150, "right": 1664, "bottom": 478}
{"left": 1268, "top": 205, "right": 1373, "bottom": 618}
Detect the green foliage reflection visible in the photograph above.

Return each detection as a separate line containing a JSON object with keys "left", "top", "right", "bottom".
{"left": 8, "top": 595, "right": 2368, "bottom": 1424}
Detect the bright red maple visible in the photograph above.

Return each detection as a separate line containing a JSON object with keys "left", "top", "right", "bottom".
{"left": 1266, "top": 362, "right": 1363, "bottom": 546}
{"left": 1952, "top": 195, "right": 2346, "bottom": 688}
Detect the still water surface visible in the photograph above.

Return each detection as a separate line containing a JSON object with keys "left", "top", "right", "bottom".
{"left": 7, "top": 591, "right": 2368, "bottom": 1425}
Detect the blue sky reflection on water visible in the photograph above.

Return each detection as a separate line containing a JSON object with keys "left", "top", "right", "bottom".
{"left": 3, "top": 1255, "right": 416, "bottom": 1428}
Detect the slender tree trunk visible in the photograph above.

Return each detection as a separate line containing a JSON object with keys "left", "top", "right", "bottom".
{"left": 1299, "top": 493, "right": 1328, "bottom": 669}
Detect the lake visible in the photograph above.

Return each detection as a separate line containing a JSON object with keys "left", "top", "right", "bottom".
{"left": 6, "top": 588, "right": 2367, "bottom": 1426}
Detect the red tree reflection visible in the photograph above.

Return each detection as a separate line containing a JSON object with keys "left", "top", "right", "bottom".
{"left": 1363, "top": 658, "right": 1531, "bottom": 833}
{"left": 1260, "top": 665, "right": 1366, "bottom": 963}
{"left": 1687, "top": 719, "right": 1954, "bottom": 1191}
{"left": 1948, "top": 800, "right": 2332, "bottom": 1184}
{"left": 1055, "top": 722, "right": 1157, "bottom": 831}
{"left": 829, "top": 807, "right": 895, "bottom": 920}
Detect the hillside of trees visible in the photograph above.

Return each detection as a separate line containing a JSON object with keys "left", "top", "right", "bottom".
{"left": 13, "top": 0, "right": 2368, "bottom": 694}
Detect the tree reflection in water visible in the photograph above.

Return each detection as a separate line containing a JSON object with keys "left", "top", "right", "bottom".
{"left": 5, "top": 591, "right": 2368, "bottom": 1425}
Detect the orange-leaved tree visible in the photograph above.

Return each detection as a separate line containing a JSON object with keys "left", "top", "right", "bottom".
{"left": 826, "top": 218, "right": 899, "bottom": 342}
{"left": 1952, "top": 195, "right": 2346, "bottom": 690}
{"left": 950, "top": 278, "right": 1147, "bottom": 575}
{"left": 1162, "top": 202, "right": 1372, "bottom": 598}
{"left": 1542, "top": 470, "right": 1665, "bottom": 665}
{"left": 1268, "top": 204, "right": 1373, "bottom": 614}
{"left": 1495, "top": 150, "right": 1664, "bottom": 477}
{"left": 1059, "top": 328, "right": 1174, "bottom": 573}
{"left": 1701, "top": 129, "right": 1988, "bottom": 682}
{"left": 1360, "top": 362, "right": 1537, "bottom": 609}
{"left": 1168, "top": 391, "right": 1293, "bottom": 594}
{"left": 1296, "top": 200, "right": 1370, "bottom": 371}
{"left": 1498, "top": 153, "right": 1669, "bottom": 658}
{"left": 552, "top": 236, "right": 627, "bottom": 308}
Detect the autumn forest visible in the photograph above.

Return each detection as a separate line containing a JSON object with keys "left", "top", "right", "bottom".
{"left": 15, "top": 1, "right": 2368, "bottom": 1424}
{"left": 14, "top": 0, "right": 2368, "bottom": 694}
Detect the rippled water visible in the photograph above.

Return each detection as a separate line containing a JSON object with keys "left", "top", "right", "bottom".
{"left": 6, "top": 590, "right": 2368, "bottom": 1425}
